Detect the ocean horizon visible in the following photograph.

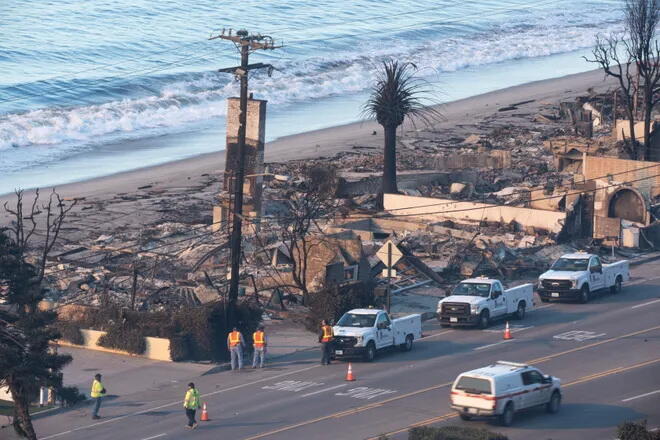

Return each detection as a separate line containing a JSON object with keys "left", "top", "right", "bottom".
{"left": 0, "top": 0, "right": 621, "bottom": 195}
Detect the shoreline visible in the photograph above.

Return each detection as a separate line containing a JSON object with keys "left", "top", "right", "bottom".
{"left": 0, "top": 66, "right": 616, "bottom": 214}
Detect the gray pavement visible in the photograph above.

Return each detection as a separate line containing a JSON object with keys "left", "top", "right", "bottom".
{"left": 27, "top": 258, "right": 660, "bottom": 440}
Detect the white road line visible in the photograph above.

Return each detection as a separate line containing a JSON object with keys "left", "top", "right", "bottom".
{"left": 141, "top": 434, "right": 167, "bottom": 440}
{"left": 534, "top": 304, "right": 554, "bottom": 310}
{"left": 301, "top": 384, "right": 348, "bottom": 397}
{"left": 621, "top": 389, "right": 660, "bottom": 402}
{"left": 40, "top": 364, "right": 321, "bottom": 440}
{"left": 631, "top": 299, "right": 660, "bottom": 309}
{"left": 419, "top": 330, "right": 453, "bottom": 340}
{"left": 474, "top": 340, "right": 514, "bottom": 351}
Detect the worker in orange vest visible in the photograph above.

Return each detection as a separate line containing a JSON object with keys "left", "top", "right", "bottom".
{"left": 252, "top": 325, "right": 267, "bottom": 369}
{"left": 227, "top": 327, "right": 245, "bottom": 370}
{"left": 318, "top": 320, "right": 334, "bottom": 365}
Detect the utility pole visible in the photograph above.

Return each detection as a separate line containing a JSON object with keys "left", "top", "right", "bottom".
{"left": 210, "top": 29, "right": 280, "bottom": 326}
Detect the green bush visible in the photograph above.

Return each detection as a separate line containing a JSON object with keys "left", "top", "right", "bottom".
{"left": 55, "top": 321, "right": 84, "bottom": 345}
{"left": 56, "top": 386, "right": 86, "bottom": 407}
{"left": 97, "top": 325, "right": 146, "bottom": 355}
{"left": 305, "top": 281, "right": 374, "bottom": 332}
{"left": 618, "top": 421, "right": 660, "bottom": 440}
{"left": 408, "top": 426, "right": 509, "bottom": 440}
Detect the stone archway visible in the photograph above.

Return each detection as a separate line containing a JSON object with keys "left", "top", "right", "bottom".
{"left": 608, "top": 188, "right": 646, "bottom": 224}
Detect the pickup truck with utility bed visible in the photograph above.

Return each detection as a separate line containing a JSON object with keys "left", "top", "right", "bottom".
{"left": 537, "top": 252, "right": 629, "bottom": 303}
{"left": 437, "top": 277, "right": 534, "bottom": 329}
{"left": 332, "top": 308, "right": 422, "bottom": 362}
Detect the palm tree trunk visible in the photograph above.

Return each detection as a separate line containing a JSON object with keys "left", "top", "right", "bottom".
{"left": 381, "top": 124, "right": 399, "bottom": 195}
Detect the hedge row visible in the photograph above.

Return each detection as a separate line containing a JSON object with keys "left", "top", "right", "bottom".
{"left": 57, "top": 302, "right": 262, "bottom": 361}
{"left": 618, "top": 421, "right": 660, "bottom": 440}
{"left": 408, "top": 427, "right": 509, "bottom": 440}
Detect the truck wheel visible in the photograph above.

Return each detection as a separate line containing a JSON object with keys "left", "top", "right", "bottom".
{"left": 546, "top": 391, "right": 561, "bottom": 414}
{"left": 478, "top": 311, "right": 490, "bottom": 329}
{"left": 459, "top": 413, "right": 472, "bottom": 421}
{"left": 364, "top": 342, "right": 376, "bottom": 362}
{"left": 515, "top": 302, "right": 526, "bottom": 320}
{"left": 579, "top": 285, "right": 590, "bottom": 304}
{"left": 400, "top": 334, "right": 413, "bottom": 352}
{"left": 610, "top": 276, "right": 622, "bottom": 294}
{"left": 499, "top": 402, "right": 514, "bottom": 426}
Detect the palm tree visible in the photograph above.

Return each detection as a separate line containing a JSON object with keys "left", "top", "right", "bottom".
{"left": 363, "top": 60, "right": 439, "bottom": 198}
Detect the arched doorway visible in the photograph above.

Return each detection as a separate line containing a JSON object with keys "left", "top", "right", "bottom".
{"left": 608, "top": 188, "right": 646, "bottom": 224}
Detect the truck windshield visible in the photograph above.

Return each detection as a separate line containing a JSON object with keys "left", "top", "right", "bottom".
{"left": 455, "top": 376, "right": 492, "bottom": 395}
{"left": 337, "top": 313, "right": 377, "bottom": 328}
{"left": 551, "top": 258, "right": 589, "bottom": 271}
{"left": 452, "top": 283, "right": 491, "bottom": 297}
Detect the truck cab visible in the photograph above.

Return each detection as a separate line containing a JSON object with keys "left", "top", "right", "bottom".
{"left": 333, "top": 308, "right": 422, "bottom": 362}
{"left": 538, "top": 251, "right": 630, "bottom": 303}
{"left": 437, "top": 277, "right": 534, "bottom": 329}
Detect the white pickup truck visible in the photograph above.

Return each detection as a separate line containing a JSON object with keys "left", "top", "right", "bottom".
{"left": 538, "top": 252, "right": 630, "bottom": 303}
{"left": 437, "top": 278, "right": 534, "bottom": 329}
{"left": 332, "top": 308, "right": 422, "bottom": 362}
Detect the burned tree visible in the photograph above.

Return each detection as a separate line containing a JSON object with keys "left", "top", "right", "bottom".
{"left": 586, "top": 34, "right": 638, "bottom": 156}
{"left": 362, "top": 60, "right": 439, "bottom": 203}
{"left": 586, "top": 0, "right": 660, "bottom": 159}
{"left": 627, "top": 0, "right": 660, "bottom": 155}
{"left": 269, "top": 164, "right": 338, "bottom": 304}
{"left": 0, "top": 189, "right": 76, "bottom": 439}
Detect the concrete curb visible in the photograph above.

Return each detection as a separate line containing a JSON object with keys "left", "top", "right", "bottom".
{"left": 629, "top": 251, "right": 660, "bottom": 267}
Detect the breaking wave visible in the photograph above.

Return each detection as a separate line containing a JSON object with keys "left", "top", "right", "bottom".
{"left": 0, "top": 2, "right": 622, "bottom": 155}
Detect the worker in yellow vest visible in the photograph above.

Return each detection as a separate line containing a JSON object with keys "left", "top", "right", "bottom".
{"left": 90, "top": 373, "right": 106, "bottom": 419}
{"left": 318, "top": 320, "right": 334, "bottom": 365}
{"left": 183, "top": 382, "right": 201, "bottom": 429}
{"left": 226, "top": 327, "right": 245, "bottom": 370}
{"left": 252, "top": 325, "right": 268, "bottom": 369}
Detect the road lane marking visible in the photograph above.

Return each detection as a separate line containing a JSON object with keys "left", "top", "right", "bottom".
{"left": 474, "top": 340, "right": 514, "bottom": 350}
{"left": 553, "top": 330, "right": 606, "bottom": 341}
{"left": 40, "top": 363, "right": 322, "bottom": 440}
{"left": 301, "top": 384, "right": 347, "bottom": 397}
{"left": 631, "top": 298, "right": 660, "bottom": 309}
{"left": 369, "top": 357, "right": 660, "bottom": 440}
{"left": 335, "top": 387, "right": 397, "bottom": 400}
{"left": 419, "top": 329, "right": 453, "bottom": 340}
{"left": 141, "top": 434, "right": 166, "bottom": 440}
{"left": 528, "top": 324, "right": 660, "bottom": 364}
{"left": 483, "top": 325, "right": 533, "bottom": 333}
{"left": 262, "top": 381, "right": 323, "bottom": 392}
{"left": 621, "top": 389, "right": 660, "bottom": 402}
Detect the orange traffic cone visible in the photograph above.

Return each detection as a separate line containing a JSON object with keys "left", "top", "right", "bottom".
{"left": 345, "top": 363, "right": 356, "bottom": 381}
{"left": 200, "top": 402, "right": 209, "bottom": 421}
{"left": 503, "top": 322, "right": 513, "bottom": 340}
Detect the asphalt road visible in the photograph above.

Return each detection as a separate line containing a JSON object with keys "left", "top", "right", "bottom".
{"left": 33, "top": 260, "right": 660, "bottom": 440}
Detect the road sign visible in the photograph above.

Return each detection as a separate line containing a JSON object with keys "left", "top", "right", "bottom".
{"left": 376, "top": 240, "right": 403, "bottom": 267}
{"left": 382, "top": 269, "right": 397, "bottom": 278}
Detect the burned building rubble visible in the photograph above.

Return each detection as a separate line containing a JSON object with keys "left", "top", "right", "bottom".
{"left": 30, "top": 89, "right": 660, "bottom": 316}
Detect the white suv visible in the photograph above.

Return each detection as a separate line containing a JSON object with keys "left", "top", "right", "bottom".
{"left": 450, "top": 361, "right": 561, "bottom": 426}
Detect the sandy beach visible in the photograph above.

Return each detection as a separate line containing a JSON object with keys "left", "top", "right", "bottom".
{"left": 0, "top": 67, "right": 616, "bottom": 227}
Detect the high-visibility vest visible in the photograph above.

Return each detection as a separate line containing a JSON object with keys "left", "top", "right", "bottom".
{"left": 229, "top": 331, "right": 241, "bottom": 347}
{"left": 253, "top": 331, "right": 265, "bottom": 348}
{"left": 90, "top": 379, "right": 105, "bottom": 398}
{"left": 321, "top": 325, "right": 333, "bottom": 342}
{"left": 183, "top": 388, "right": 200, "bottom": 409}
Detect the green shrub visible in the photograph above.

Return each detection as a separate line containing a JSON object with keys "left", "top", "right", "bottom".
{"left": 305, "top": 281, "right": 374, "bottom": 332}
{"left": 55, "top": 321, "right": 84, "bottom": 345}
{"left": 618, "top": 421, "right": 660, "bottom": 440}
{"left": 56, "top": 386, "right": 86, "bottom": 407}
{"left": 97, "top": 325, "right": 146, "bottom": 355}
{"left": 408, "top": 426, "right": 509, "bottom": 440}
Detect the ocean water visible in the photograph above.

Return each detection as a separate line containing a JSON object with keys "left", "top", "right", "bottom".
{"left": 0, "top": 0, "right": 622, "bottom": 194}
